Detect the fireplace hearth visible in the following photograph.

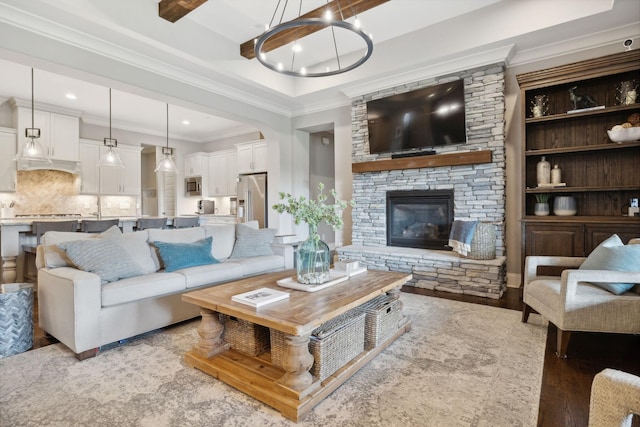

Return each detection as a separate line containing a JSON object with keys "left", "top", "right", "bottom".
{"left": 386, "top": 190, "right": 453, "bottom": 250}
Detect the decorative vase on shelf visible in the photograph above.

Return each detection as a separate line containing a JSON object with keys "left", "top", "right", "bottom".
{"left": 551, "top": 164, "right": 562, "bottom": 184}
{"left": 553, "top": 196, "right": 577, "bottom": 216}
{"left": 534, "top": 202, "right": 550, "bottom": 216}
{"left": 296, "top": 225, "right": 330, "bottom": 284}
{"left": 536, "top": 156, "right": 551, "bottom": 186}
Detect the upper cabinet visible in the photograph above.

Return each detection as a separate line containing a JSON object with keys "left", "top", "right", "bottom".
{"left": 207, "top": 150, "right": 238, "bottom": 196}
{"left": 236, "top": 140, "right": 267, "bottom": 174}
{"left": 11, "top": 100, "right": 80, "bottom": 162}
{"left": 79, "top": 140, "right": 100, "bottom": 194}
{"left": 184, "top": 153, "right": 204, "bottom": 177}
{"left": 0, "top": 128, "right": 17, "bottom": 192}
{"left": 517, "top": 50, "right": 640, "bottom": 262}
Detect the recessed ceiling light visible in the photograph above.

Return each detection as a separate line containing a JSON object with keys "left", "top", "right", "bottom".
{"left": 65, "top": 93, "right": 77, "bottom": 100}
{"left": 182, "top": 120, "right": 190, "bottom": 125}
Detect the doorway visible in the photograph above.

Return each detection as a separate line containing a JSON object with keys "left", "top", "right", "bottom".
{"left": 141, "top": 144, "right": 176, "bottom": 217}
{"left": 309, "top": 132, "right": 335, "bottom": 245}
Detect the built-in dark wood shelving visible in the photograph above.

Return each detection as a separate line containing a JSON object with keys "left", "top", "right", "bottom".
{"left": 522, "top": 215, "right": 640, "bottom": 223}
{"left": 351, "top": 150, "right": 492, "bottom": 173}
{"left": 525, "top": 141, "right": 640, "bottom": 156}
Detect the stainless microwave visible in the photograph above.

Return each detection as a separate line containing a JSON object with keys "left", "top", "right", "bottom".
{"left": 185, "top": 176, "right": 202, "bottom": 196}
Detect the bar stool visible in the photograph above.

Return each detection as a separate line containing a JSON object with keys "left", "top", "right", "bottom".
{"left": 172, "top": 217, "right": 200, "bottom": 228}
{"left": 136, "top": 218, "right": 167, "bottom": 231}
{"left": 22, "top": 220, "right": 78, "bottom": 283}
{"left": 80, "top": 219, "right": 120, "bottom": 233}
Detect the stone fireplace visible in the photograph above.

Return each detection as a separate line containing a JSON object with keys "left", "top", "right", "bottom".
{"left": 337, "top": 63, "right": 507, "bottom": 298}
{"left": 387, "top": 190, "right": 453, "bottom": 250}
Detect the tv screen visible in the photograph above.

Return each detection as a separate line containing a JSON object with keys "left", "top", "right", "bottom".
{"left": 366, "top": 80, "right": 466, "bottom": 155}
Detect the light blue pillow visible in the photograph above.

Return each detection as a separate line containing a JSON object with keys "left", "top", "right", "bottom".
{"left": 152, "top": 236, "right": 219, "bottom": 272}
{"left": 59, "top": 238, "right": 147, "bottom": 283}
{"left": 580, "top": 234, "right": 640, "bottom": 294}
{"left": 229, "top": 224, "right": 276, "bottom": 259}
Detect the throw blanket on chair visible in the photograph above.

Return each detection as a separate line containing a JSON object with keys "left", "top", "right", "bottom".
{"left": 449, "top": 220, "right": 478, "bottom": 256}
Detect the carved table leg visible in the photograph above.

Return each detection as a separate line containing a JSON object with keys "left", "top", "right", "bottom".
{"left": 192, "top": 309, "right": 229, "bottom": 358}
{"left": 277, "top": 333, "right": 315, "bottom": 391}
{"left": 1, "top": 256, "right": 18, "bottom": 284}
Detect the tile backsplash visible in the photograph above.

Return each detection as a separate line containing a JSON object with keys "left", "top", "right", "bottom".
{"left": 0, "top": 170, "right": 138, "bottom": 217}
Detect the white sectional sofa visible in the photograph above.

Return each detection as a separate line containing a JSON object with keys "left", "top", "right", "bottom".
{"left": 36, "top": 222, "right": 293, "bottom": 360}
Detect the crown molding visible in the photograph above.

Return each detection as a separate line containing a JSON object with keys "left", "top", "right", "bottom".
{"left": 340, "top": 44, "right": 515, "bottom": 100}
{"left": 8, "top": 96, "right": 83, "bottom": 117}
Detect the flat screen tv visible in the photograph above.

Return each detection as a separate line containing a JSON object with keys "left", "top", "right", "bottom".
{"left": 366, "top": 80, "right": 466, "bottom": 155}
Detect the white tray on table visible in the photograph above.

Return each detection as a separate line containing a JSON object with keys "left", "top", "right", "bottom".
{"left": 277, "top": 267, "right": 367, "bottom": 292}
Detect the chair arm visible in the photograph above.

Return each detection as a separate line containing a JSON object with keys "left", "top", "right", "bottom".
{"left": 524, "top": 256, "right": 586, "bottom": 285}
{"left": 560, "top": 269, "right": 640, "bottom": 298}
{"left": 270, "top": 243, "right": 294, "bottom": 269}
{"left": 589, "top": 368, "right": 640, "bottom": 427}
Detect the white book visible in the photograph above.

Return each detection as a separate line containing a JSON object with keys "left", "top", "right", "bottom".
{"left": 231, "top": 287, "right": 289, "bottom": 307}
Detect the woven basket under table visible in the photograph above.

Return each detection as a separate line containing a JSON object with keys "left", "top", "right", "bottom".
{"left": 356, "top": 294, "right": 404, "bottom": 349}
{"left": 270, "top": 309, "right": 366, "bottom": 381}
{"left": 220, "top": 314, "right": 270, "bottom": 356}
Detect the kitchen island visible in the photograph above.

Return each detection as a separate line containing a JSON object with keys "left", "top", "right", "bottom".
{"left": 0, "top": 216, "right": 175, "bottom": 283}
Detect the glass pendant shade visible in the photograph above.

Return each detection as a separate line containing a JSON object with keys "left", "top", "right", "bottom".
{"left": 155, "top": 104, "right": 178, "bottom": 174}
{"left": 15, "top": 68, "right": 50, "bottom": 163}
{"left": 155, "top": 147, "right": 178, "bottom": 173}
{"left": 99, "top": 138, "right": 124, "bottom": 168}
{"left": 98, "top": 89, "right": 124, "bottom": 168}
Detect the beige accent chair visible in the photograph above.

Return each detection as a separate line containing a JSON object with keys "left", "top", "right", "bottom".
{"left": 521, "top": 239, "right": 640, "bottom": 358}
{"left": 589, "top": 369, "right": 640, "bottom": 427}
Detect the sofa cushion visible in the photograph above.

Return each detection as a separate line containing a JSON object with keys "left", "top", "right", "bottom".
{"left": 203, "top": 224, "right": 236, "bottom": 260}
{"left": 148, "top": 227, "right": 206, "bottom": 270}
{"left": 152, "top": 237, "right": 219, "bottom": 272}
{"left": 59, "top": 238, "right": 149, "bottom": 283}
{"left": 40, "top": 226, "right": 121, "bottom": 268}
{"left": 225, "top": 255, "right": 285, "bottom": 276}
{"left": 101, "top": 272, "right": 186, "bottom": 307}
{"left": 176, "top": 262, "right": 244, "bottom": 289}
{"left": 229, "top": 224, "right": 276, "bottom": 258}
{"left": 580, "top": 234, "right": 640, "bottom": 295}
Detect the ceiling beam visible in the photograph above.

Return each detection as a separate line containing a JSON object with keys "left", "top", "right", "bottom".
{"left": 159, "top": 0, "right": 208, "bottom": 23}
{"left": 240, "top": 0, "right": 389, "bottom": 60}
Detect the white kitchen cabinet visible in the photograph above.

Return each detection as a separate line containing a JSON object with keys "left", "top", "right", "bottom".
{"left": 99, "top": 144, "right": 141, "bottom": 195}
{"left": 13, "top": 106, "right": 79, "bottom": 162}
{"left": 236, "top": 141, "right": 267, "bottom": 174}
{"left": 207, "top": 150, "right": 237, "bottom": 196}
{"left": 184, "top": 153, "right": 204, "bottom": 177}
{"left": 78, "top": 140, "right": 100, "bottom": 194}
{"left": 0, "top": 128, "right": 17, "bottom": 192}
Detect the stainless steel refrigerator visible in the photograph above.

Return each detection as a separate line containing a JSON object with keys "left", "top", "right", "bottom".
{"left": 237, "top": 173, "right": 267, "bottom": 228}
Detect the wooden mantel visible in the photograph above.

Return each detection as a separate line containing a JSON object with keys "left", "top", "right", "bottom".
{"left": 351, "top": 150, "right": 493, "bottom": 173}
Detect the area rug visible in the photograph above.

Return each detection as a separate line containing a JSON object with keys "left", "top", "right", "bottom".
{"left": 0, "top": 294, "right": 547, "bottom": 427}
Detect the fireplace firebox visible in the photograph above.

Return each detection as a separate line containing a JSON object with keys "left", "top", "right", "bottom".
{"left": 386, "top": 190, "right": 454, "bottom": 250}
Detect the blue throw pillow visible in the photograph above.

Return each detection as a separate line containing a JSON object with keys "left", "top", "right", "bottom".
{"left": 152, "top": 237, "right": 219, "bottom": 272}
{"left": 579, "top": 234, "right": 640, "bottom": 294}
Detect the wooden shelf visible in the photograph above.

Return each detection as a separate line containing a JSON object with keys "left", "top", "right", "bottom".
{"left": 525, "top": 103, "right": 639, "bottom": 123}
{"left": 522, "top": 216, "right": 640, "bottom": 223}
{"left": 525, "top": 141, "right": 640, "bottom": 156}
{"left": 526, "top": 185, "right": 640, "bottom": 194}
{"left": 351, "top": 150, "right": 492, "bottom": 173}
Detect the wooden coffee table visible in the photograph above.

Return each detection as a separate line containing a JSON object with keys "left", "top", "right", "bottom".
{"left": 182, "top": 269, "right": 412, "bottom": 421}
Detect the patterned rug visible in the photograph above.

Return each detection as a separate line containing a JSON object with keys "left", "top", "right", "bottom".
{"left": 0, "top": 294, "right": 547, "bottom": 427}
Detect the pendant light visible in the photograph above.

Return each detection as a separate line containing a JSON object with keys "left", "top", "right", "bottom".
{"left": 154, "top": 103, "right": 178, "bottom": 174}
{"left": 14, "top": 68, "right": 51, "bottom": 163}
{"left": 98, "top": 88, "right": 124, "bottom": 168}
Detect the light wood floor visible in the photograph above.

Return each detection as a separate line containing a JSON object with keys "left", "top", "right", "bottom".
{"left": 30, "top": 287, "right": 639, "bottom": 427}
